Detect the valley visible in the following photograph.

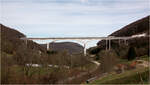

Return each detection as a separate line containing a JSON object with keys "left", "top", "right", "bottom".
{"left": 1, "top": 15, "right": 150, "bottom": 84}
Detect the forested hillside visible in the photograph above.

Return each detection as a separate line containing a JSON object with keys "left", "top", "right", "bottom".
{"left": 41, "top": 42, "right": 83, "bottom": 54}
{"left": 1, "top": 24, "right": 47, "bottom": 54}
{"left": 110, "top": 15, "right": 149, "bottom": 36}
{"left": 88, "top": 16, "right": 149, "bottom": 58}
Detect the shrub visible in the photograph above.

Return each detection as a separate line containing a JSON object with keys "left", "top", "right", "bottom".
{"left": 47, "top": 50, "right": 57, "bottom": 54}
{"left": 88, "top": 47, "right": 100, "bottom": 54}
{"left": 95, "top": 55, "right": 99, "bottom": 60}
{"left": 114, "top": 45, "right": 129, "bottom": 59}
{"left": 127, "top": 47, "right": 137, "bottom": 61}
{"left": 136, "top": 47, "right": 148, "bottom": 57}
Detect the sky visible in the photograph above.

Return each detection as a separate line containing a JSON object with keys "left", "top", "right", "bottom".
{"left": 0, "top": 0, "right": 149, "bottom": 48}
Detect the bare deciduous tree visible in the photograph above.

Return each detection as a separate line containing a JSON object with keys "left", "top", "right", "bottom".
{"left": 99, "top": 50, "right": 118, "bottom": 73}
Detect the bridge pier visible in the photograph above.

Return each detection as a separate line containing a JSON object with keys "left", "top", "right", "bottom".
{"left": 106, "top": 39, "right": 108, "bottom": 50}
{"left": 83, "top": 43, "right": 87, "bottom": 56}
{"left": 47, "top": 42, "right": 50, "bottom": 50}
{"left": 118, "top": 39, "right": 120, "bottom": 45}
{"left": 109, "top": 39, "right": 111, "bottom": 50}
{"left": 124, "top": 39, "right": 127, "bottom": 45}
{"left": 46, "top": 40, "right": 57, "bottom": 51}
{"left": 24, "top": 39, "right": 28, "bottom": 47}
{"left": 77, "top": 40, "right": 90, "bottom": 56}
{"left": 106, "top": 38, "right": 111, "bottom": 51}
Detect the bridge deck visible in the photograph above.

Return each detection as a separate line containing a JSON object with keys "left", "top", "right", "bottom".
{"left": 20, "top": 36, "right": 132, "bottom": 40}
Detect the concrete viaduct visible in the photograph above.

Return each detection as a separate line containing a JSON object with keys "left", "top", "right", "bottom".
{"left": 21, "top": 36, "right": 132, "bottom": 56}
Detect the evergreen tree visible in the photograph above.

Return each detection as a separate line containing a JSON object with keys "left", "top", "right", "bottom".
{"left": 127, "top": 46, "right": 136, "bottom": 60}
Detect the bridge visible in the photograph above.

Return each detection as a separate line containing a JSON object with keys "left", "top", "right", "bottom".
{"left": 21, "top": 36, "right": 133, "bottom": 56}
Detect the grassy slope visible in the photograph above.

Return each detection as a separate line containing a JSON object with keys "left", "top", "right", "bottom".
{"left": 90, "top": 55, "right": 150, "bottom": 84}
{"left": 91, "top": 67, "right": 149, "bottom": 84}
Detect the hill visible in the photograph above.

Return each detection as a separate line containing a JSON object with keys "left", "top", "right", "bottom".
{"left": 89, "top": 16, "right": 149, "bottom": 58}
{"left": 40, "top": 42, "right": 84, "bottom": 54}
{"left": 110, "top": 16, "right": 149, "bottom": 37}
{"left": 1, "top": 24, "right": 48, "bottom": 65}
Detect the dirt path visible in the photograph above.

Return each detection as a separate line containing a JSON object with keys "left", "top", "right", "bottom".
{"left": 91, "top": 60, "right": 101, "bottom": 66}
{"left": 57, "top": 60, "right": 101, "bottom": 84}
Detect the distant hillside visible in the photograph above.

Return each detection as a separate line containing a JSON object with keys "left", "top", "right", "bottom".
{"left": 41, "top": 42, "right": 84, "bottom": 54}
{"left": 89, "top": 16, "right": 149, "bottom": 57}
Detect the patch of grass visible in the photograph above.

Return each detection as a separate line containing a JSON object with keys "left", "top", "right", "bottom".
{"left": 139, "top": 55, "right": 149, "bottom": 61}
{"left": 84, "top": 62, "right": 97, "bottom": 70}
{"left": 118, "top": 55, "right": 149, "bottom": 64}
{"left": 73, "top": 61, "right": 97, "bottom": 72}
{"left": 91, "top": 67, "right": 149, "bottom": 84}
{"left": 118, "top": 58, "right": 134, "bottom": 65}
{"left": 10, "top": 65, "right": 63, "bottom": 76}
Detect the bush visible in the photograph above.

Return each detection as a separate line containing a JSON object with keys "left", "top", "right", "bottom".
{"left": 95, "top": 55, "right": 99, "bottom": 60}
{"left": 127, "top": 47, "right": 137, "bottom": 61}
{"left": 47, "top": 50, "right": 57, "bottom": 54}
{"left": 88, "top": 47, "right": 100, "bottom": 54}
{"left": 136, "top": 47, "right": 148, "bottom": 57}
{"left": 114, "top": 45, "right": 129, "bottom": 59}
